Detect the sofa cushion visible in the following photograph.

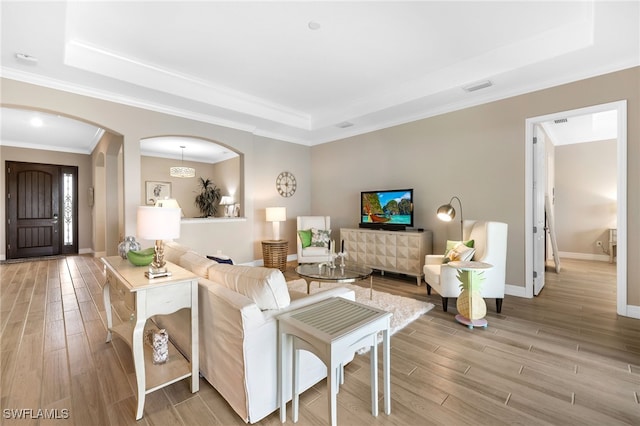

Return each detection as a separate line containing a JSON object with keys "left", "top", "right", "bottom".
{"left": 164, "top": 241, "right": 190, "bottom": 264}
{"left": 207, "top": 264, "right": 290, "bottom": 310}
{"left": 179, "top": 251, "right": 218, "bottom": 278}
{"left": 302, "top": 246, "right": 328, "bottom": 256}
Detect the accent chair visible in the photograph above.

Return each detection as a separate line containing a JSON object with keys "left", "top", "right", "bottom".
{"left": 423, "top": 220, "right": 508, "bottom": 313}
{"left": 296, "top": 216, "right": 331, "bottom": 263}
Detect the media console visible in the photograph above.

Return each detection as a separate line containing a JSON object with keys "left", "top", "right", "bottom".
{"left": 340, "top": 228, "right": 433, "bottom": 286}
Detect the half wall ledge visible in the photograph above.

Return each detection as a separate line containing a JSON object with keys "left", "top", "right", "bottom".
{"left": 181, "top": 217, "right": 246, "bottom": 224}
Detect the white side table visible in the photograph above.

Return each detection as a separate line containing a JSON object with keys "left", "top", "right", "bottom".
{"left": 102, "top": 256, "right": 199, "bottom": 420}
{"left": 278, "top": 297, "right": 392, "bottom": 426}
{"left": 448, "top": 260, "right": 493, "bottom": 329}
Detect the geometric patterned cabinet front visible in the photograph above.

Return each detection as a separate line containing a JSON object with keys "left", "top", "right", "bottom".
{"left": 340, "top": 228, "right": 433, "bottom": 286}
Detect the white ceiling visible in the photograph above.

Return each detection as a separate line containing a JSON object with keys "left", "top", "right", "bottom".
{"left": 0, "top": 107, "right": 104, "bottom": 154}
{"left": 542, "top": 110, "right": 618, "bottom": 146}
{"left": 1, "top": 1, "right": 638, "bottom": 156}
{"left": 140, "top": 136, "right": 238, "bottom": 163}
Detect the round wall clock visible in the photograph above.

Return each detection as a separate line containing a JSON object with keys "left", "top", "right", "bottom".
{"left": 276, "top": 171, "right": 297, "bottom": 197}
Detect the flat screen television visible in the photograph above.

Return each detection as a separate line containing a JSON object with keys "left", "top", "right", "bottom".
{"left": 360, "top": 189, "right": 413, "bottom": 231}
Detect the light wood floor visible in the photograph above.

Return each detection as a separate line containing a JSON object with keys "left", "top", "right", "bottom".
{"left": 1, "top": 256, "right": 639, "bottom": 425}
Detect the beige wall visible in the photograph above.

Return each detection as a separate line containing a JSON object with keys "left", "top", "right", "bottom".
{"left": 211, "top": 156, "right": 242, "bottom": 216}
{"left": 311, "top": 67, "right": 639, "bottom": 304}
{"left": 0, "top": 146, "right": 93, "bottom": 254}
{"left": 0, "top": 79, "right": 311, "bottom": 264}
{"left": 141, "top": 156, "right": 226, "bottom": 218}
{"left": 1, "top": 67, "right": 638, "bottom": 304}
{"left": 555, "top": 139, "right": 617, "bottom": 258}
{"left": 90, "top": 130, "right": 123, "bottom": 258}
{"left": 250, "top": 135, "right": 311, "bottom": 260}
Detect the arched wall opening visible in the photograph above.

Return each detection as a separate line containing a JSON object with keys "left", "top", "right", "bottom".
{"left": 139, "top": 135, "right": 243, "bottom": 218}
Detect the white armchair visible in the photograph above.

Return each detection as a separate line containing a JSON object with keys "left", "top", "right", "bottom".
{"left": 296, "top": 216, "right": 331, "bottom": 264}
{"left": 424, "top": 220, "right": 508, "bottom": 313}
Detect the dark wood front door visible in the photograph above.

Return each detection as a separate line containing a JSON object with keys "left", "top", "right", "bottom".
{"left": 6, "top": 161, "right": 78, "bottom": 259}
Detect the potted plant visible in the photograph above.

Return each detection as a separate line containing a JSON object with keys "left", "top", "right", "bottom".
{"left": 194, "top": 177, "right": 221, "bottom": 217}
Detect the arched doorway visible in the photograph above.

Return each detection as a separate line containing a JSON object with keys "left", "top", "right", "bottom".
{"left": 0, "top": 106, "right": 123, "bottom": 259}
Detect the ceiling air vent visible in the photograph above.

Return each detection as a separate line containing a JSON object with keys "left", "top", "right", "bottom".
{"left": 554, "top": 118, "right": 568, "bottom": 124}
{"left": 463, "top": 80, "right": 493, "bottom": 93}
{"left": 15, "top": 52, "right": 38, "bottom": 65}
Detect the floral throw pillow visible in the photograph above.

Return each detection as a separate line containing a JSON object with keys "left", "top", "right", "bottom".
{"left": 444, "top": 243, "right": 475, "bottom": 263}
{"left": 310, "top": 228, "right": 331, "bottom": 247}
{"left": 443, "top": 239, "right": 475, "bottom": 263}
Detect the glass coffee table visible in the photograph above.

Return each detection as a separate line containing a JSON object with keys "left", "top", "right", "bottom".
{"left": 295, "top": 263, "right": 374, "bottom": 299}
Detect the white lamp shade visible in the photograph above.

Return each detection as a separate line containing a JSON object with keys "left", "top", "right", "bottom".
{"left": 220, "top": 196, "right": 234, "bottom": 205}
{"left": 266, "top": 207, "right": 286, "bottom": 222}
{"left": 137, "top": 206, "right": 181, "bottom": 240}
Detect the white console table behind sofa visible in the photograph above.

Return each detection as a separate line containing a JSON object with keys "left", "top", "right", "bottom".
{"left": 341, "top": 228, "right": 433, "bottom": 285}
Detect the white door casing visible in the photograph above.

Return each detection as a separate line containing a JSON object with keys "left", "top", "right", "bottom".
{"left": 525, "top": 100, "right": 628, "bottom": 316}
{"left": 532, "top": 124, "right": 546, "bottom": 295}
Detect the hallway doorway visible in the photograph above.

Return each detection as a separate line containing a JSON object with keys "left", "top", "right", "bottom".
{"left": 525, "top": 100, "right": 628, "bottom": 316}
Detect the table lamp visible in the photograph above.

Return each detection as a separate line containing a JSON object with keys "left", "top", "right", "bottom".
{"left": 137, "top": 206, "right": 181, "bottom": 278}
{"left": 220, "top": 196, "right": 234, "bottom": 217}
{"left": 437, "top": 196, "right": 464, "bottom": 239}
{"left": 266, "top": 207, "right": 286, "bottom": 241}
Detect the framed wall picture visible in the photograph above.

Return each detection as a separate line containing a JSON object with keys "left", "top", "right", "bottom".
{"left": 146, "top": 181, "right": 171, "bottom": 205}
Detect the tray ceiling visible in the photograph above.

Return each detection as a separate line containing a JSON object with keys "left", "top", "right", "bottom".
{"left": 1, "top": 1, "right": 638, "bottom": 152}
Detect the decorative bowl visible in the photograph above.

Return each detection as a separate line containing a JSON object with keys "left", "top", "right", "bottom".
{"left": 127, "top": 248, "right": 155, "bottom": 266}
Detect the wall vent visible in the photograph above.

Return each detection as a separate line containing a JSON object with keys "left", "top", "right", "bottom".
{"left": 554, "top": 118, "right": 568, "bottom": 124}
{"left": 463, "top": 80, "right": 493, "bottom": 92}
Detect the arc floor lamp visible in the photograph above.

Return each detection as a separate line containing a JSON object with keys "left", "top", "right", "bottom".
{"left": 437, "top": 196, "right": 464, "bottom": 239}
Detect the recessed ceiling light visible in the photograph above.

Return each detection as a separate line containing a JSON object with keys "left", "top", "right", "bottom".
{"left": 30, "top": 117, "right": 43, "bottom": 127}
{"left": 308, "top": 21, "right": 321, "bottom": 30}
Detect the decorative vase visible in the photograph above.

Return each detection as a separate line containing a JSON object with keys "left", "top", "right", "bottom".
{"left": 118, "top": 236, "right": 141, "bottom": 259}
{"left": 145, "top": 328, "right": 169, "bottom": 365}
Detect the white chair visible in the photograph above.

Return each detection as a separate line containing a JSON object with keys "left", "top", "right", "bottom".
{"left": 423, "top": 220, "right": 508, "bottom": 313}
{"left": 296, "top": 216, "right": 331, "bottom": 263}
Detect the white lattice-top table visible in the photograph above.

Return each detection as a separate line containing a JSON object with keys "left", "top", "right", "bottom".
{"left": 278, "top": 297, "right": 392, "bottom": 425}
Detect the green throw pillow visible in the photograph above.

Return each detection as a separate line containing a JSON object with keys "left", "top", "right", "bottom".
{"left": 297, "top": 229, "right": 312, "bottom": 248}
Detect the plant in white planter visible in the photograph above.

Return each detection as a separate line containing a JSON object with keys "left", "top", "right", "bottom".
{"left": 195, "top": 177, "right": 221, "bottom": 217}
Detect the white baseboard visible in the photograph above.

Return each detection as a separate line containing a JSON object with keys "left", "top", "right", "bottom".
{"left": 557, "top": 251, "right": 611, "bottom": 262}
{"left": 0, "top": 255, "right": 5, "bottom": 261}
{"left": 506, "top": 283, "right": 528, "bottom": 298}
{"left": 245, "top": 253, "right": 297, "bottom": 267}
{"left": 79, "top": 248, "right": 94, "bottom": 255}
{"left": 625, "top": 305, "right": 640, "bottom": 319}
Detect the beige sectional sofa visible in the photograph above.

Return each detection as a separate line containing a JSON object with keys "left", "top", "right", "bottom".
{"left": 154, "top": 241, "right": 355, "bottom": 423}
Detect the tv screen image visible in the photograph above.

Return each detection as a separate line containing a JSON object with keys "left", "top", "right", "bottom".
{"left": 361, "top": 189, "right": 413, "bottom": 228}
